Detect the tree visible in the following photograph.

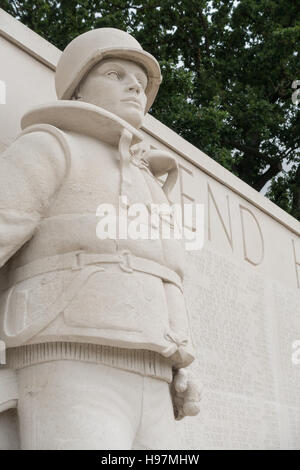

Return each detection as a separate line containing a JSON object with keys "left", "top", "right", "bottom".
{"left": 1, "top": 0, "right": 300, "bottom": 220}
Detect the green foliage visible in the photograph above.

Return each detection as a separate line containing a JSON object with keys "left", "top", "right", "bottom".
{"left": 1, "top": 0, "right": 300, "bottom": 219}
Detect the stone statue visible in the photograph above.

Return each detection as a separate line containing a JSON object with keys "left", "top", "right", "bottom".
{"left": 0, "top": 28, "right": 201, "bottom": 450}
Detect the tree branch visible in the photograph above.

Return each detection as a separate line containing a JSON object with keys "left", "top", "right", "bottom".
{"left": 230, "top": 141, "right": 273, "bottom": 165}
{"left": 254, "top": 160, "right": 283, "bottom": 192}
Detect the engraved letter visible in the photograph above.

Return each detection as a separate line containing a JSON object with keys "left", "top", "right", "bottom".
{"left": 240, "top": 205, "right": 264, "bottom": 266}
{"left": 292, "top": 239, "right": 300, "bottom": 289}
{"left": 179, "top": 164, "right": 196, "bottom": 231}
{"left": 207, "top": 183, "right": 233, "bottom": 249}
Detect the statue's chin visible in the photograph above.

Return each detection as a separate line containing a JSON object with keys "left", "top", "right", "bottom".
{"left": 115, "top": 109, "right": 144, "bottom": 130}
{"left": 80, "top": 98, "right": 145, "bottom": 129}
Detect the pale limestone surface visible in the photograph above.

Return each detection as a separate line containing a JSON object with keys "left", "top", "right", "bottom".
{"left": 0, "top": 9, "right": 300, "bottom": 450}
{"left": 0, "top": 17, "right": 200, "bottom": 449}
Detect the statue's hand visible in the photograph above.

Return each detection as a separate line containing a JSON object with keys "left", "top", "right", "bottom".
{"left": 130, "top": 141, "right": 151, "bottom": 160}
{"left": 171, "top": 368, "right": 203, "bottom": 421}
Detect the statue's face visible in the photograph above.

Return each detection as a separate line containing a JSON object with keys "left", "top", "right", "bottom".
{"left": 77, "top": 58, "right": 148, "bottom": 128}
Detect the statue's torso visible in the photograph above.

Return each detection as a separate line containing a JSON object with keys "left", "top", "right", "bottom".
{"left": 0, "top": 122, "right": 193, "bottom": 367}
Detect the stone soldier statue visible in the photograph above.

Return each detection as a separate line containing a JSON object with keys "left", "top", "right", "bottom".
{"left": 0, "top": 28, "right": 201, "bottom": 449}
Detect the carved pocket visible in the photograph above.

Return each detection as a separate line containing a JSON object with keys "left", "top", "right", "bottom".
{"left": 1, "top": 271, "right": 72, "bottom": 338}
{"left": 63, "top": 271, "right": 143, "bottom": 332}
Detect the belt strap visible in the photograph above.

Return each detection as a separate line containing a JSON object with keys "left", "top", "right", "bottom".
{"left": 12, "top": 251, "right": 183, "bottom": 292}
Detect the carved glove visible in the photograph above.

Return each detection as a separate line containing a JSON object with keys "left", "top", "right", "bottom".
{"left": 170, "top": 368, "right": 203, "bottom": 421}
{"left": 130, "top": 142, "right": 178, "bottom": 198}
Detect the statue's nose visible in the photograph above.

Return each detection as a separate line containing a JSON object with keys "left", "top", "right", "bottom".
{"left": 126, "top": 75, "right": 142, "bottom": 94}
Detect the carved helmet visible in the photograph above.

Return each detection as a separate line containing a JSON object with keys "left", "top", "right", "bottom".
{"left": 55, "top": 28, "right": 162, "bottom": 113}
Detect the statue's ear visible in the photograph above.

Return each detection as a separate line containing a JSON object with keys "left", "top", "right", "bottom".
{"left": 145, "top": 150, "right": 179, "bottom": 198}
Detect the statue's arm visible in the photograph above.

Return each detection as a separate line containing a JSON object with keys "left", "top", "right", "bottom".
{"left": 0, "top": 131, "right": 68, "bottom": 269}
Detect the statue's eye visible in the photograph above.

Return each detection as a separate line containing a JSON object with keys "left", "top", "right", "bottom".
{"left": 106, "top": 71, "right": 120, "bottom": 80}
{"left": 136, "top": 77, "right": 147, "bottom": 90}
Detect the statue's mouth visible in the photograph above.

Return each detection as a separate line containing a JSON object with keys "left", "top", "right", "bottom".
{"left": 121, "top": 98, "right": 143, "bottom": 109}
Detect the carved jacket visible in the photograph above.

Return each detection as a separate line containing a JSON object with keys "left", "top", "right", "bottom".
{"left": 0, "top": 101, "right": 195, "bottom": 369}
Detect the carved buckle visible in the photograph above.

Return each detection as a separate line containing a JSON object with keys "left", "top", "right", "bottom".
{"left": 119, "top": 250, "right": 133, "bottom": 273}
{"left": 71, "top": 251, "right": 85, "bottom": 271}
{"left": 163, "top": 330, "right": 189, "bottom": 356}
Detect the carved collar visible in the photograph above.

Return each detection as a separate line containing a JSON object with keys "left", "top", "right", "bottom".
{"left": 21, "top": 100, "right": 144, "bottom": 148}
{"left": 21, "top": 100, "right": 178, "bottom": 198}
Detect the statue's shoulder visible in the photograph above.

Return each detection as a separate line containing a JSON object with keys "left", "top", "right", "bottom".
{"left": 0, "top": 123, "right": 71, "bottom": 183}
{"left": 3, "top": 124, "right": 70, "bottom": 174}
{"left": 17, "top": 123, "right": 71, "bottom": 160}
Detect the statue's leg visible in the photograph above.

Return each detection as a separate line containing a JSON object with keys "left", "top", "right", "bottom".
{"left": 0, "top": 367, "right": 20, "bottom": 449}
{"left": 16, "top": 360, "right": 143, "bottom": 449}
{"left": 132, "top": 376, "right": 179, "bottom": 450}
{"left": 0, "top": 408, "right": 20, "bottom": 449}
